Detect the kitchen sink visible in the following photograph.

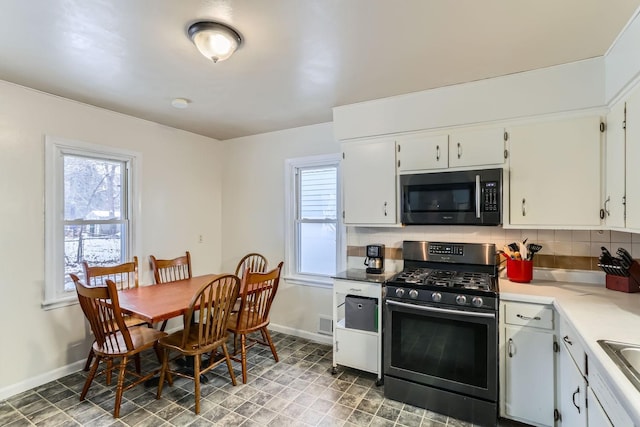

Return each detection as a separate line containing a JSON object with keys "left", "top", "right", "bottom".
{"left": 598, "top": 340, "right": 640, "bottom": 392}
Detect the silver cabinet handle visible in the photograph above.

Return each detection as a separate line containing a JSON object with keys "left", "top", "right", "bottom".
{"left": 475, "top": 175, "right": 481, "bottom": 219}
{"left": 521, "top": 198, "right": 526, "bottom": 216}
{"left": 508, "top": 338, "right": 514, "bottom": 358}
{"left": 516, "top": 314, "right": 541, "bottom": 321}
{"left": 436, "top": 145, "right": 440, "bottom": 161}
{"left": 604, "top": 196, "right": 610, "bottom": 216}
{"left": 349, "top": 288, "right": 363, "bottom": 292}
{"left": 383, "top": 201, "right": 388, "bottom": 216}
{"left": 457, "top": 142, "right": 462, "bottom": 159}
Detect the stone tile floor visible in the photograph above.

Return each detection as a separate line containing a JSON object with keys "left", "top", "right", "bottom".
{"left": 0, "top": 332, "right": 525, "bottom": 426}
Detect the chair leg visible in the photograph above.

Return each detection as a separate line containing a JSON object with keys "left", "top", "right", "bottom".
{"left": 113, "top": 356, "right": 128, "bottom": 418}
{"left": 262, "top": 327, "right": 279, "bottom": 363}
{"left": 240, "top": 334, "right": 248, "bottom": 384}
{"left": 134, "top": 353, "right": 141, "bottom": 374}
{"left": 193, "top": 353, "right": 201, "bottom": 414}
{"left": 83, "top": 348, "right": 94, "bottom": 371}
{"left": 106, "top": 358, "right": 113, "bottom": 385}
{"left": 222, "top": 343, "right": 237, "bottom": 386}
{"left": 160, "top": 320, "right": 168, "bottom": 331}
{"left": 80, "top": 355, "right": 101, "bottom": 400}
{"left": 156, "top": 348, "right": 169, "bottom": 399}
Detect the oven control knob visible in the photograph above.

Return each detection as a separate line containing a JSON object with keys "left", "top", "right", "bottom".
{"left": 409, "top": 289, "right": 418, "bottom": 299}
{"left": 455, "top": 295, "right": 467, "bottom": 305}
{"left": 395, "top": 288, "right": 405, "bottom": 298}
{"left": 431, "top": 292, "right": 442, "bottom": 302}
{"left": 472, "top": 297, "right": 484, "bottom": 307}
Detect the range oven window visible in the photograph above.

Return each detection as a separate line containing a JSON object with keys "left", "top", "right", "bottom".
{"left": 389, "top": 309, "right": 489, "bottom": 389}
{"left": 405, "top": 183, "right": 474, "bottom": 213}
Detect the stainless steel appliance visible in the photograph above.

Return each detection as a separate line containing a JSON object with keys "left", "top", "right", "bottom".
{"left": 400, "top": 168, "right": 502, "bottom": 225}
{"left": 384, "top": 241, "right": 499, "bottom": 426}
{"left": 364, "top": 244, "right": 385, "bottom": 274}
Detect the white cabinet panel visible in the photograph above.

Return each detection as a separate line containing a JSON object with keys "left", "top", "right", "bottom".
{"left": 397, "top": 134, "right": 448, "bottom": 172}
{"left": 342, "top": 139, "right": 397, "bottom": 224}
{"left": 334, "top": 326, "right": 378, "bottom": 373}
{"left": 625, "top": 87, "right": 640, "bottom": 230}
{"left": 558, "top": 339, "right": 588, "bottom": 427}
{"left": 504, "top": 325, "right": 555, "bottom": 426}
{"left": 449, "top": 127, "right": 505, "bottom": 168}
{"left": 604, "top": 100, "right": 626, "bottom": 228}
{"left": 508, "top": 116, "right": 602, "bottom": 227}
{"left": 587, "top": 387, "right": 614, "bottom": 427}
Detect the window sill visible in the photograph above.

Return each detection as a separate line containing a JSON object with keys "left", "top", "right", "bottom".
{"left": 283, "top": 274, "right": 333, "bottom": 289}
{"left": 42, "top": 296, "right": 78, "bottom": 311}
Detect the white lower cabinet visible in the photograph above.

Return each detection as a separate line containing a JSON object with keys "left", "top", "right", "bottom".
{"left": 332, "top": 279, "right": 382, "bottom": 382}
{"left": 587, "top": 387, "right": 614, "bottom": 427}
{"left": 501, "top": 301, "right": 556, "bottom": 426}
{"left": 558, "top": 339, "right": 587, "bottom": 426}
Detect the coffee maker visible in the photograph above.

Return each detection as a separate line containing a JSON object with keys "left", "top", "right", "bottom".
{"left": 364, "top": 244, "right": 385, "bottom": 274}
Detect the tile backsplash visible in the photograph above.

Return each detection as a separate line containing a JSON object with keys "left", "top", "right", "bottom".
{"left": 347, "top": 226, "right": 640, "bottom": 274}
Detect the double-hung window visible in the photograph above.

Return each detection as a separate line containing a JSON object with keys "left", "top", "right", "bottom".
{"left": 44, "top": 136, "right": 140, "bottom": 309}
{"left": 285, "top": 154, "right": 344, "bottom": 286}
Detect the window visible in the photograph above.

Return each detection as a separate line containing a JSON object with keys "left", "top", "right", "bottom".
{"left": 285, "top": 154, "right": 344, "bottom": 286}
{"left": 44, "top": 136, "right": 140, "bottom": 309}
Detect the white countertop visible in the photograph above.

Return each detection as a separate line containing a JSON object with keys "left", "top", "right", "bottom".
{"left": 499, "top": 278, "right": 640, "bottom": 422}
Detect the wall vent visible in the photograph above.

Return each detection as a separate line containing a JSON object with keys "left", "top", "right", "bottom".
{"left": 318, "top": 315, "right": 333, "bottom": 336}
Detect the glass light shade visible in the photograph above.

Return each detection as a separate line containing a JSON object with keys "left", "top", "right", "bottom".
{"left": 188, "top": 22, "right": 242, "bottom": 63}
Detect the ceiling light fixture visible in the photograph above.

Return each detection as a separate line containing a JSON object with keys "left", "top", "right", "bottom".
{"left": 171, "top": 98, "right": 190, "bottom": 109}
{"left": 187, "top": 21, "right": 242, "bottom": 63}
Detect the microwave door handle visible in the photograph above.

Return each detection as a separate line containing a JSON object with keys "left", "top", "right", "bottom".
{"left": 475, "top": 174, "right": 481, "bottom": 218}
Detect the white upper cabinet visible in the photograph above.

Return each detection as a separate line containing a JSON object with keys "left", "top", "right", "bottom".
{"left": 625, "top": 86, "right": 640, "bottom": 231}
{"left": 604, "top": 100, "right": 626, "bottom": 228}
{"left": 397, "top": 134, "right": 448, "bottom": 172}
{"left": 507, "top": 116, "right": 602, "bottom": 227}
{"left": 449, "top": 127, "right": 505, "bottom": 168}
{"left": 342, "top": 138, "right": 397, "bottom": 225}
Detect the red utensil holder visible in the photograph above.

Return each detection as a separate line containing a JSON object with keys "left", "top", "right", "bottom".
{"left": 507, "top": 259, "right": 533, "bottom": 283}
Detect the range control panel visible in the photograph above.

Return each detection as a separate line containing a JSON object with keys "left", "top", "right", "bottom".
{"left": 429, "top": 243, "right": 464, "bottom": 256}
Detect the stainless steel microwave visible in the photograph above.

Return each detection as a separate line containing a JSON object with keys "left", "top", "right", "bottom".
{"left": 400, "top": 168, "right": 502, "bottom": 225}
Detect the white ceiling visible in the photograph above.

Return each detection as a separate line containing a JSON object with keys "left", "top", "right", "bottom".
{"left": 1, "top": 1, "right": 639, "bottom": 140}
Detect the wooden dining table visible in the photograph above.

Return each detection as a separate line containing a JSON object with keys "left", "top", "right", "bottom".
{"left": 117, "top": 274, "right": 221, "bottom": 324}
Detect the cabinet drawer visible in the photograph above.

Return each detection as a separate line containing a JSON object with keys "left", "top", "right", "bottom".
{"left": 334, "top": 279, "right": 379, "bottom": 299}
{"left": 504, "top": 302, "right": 553, "bottom": 330}
{"left": 559, "top": 317, "right": 587, "bottom": 376}
{"left": 335, "top": 326, "right": 378, "bottom": 373}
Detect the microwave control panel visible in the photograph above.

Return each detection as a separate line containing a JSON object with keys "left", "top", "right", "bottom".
{"left": 482, "top": 181, "right": 499, "bottom": 212}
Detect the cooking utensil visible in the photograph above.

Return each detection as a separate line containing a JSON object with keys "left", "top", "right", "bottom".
{"left": 526, "top": 243, "right": 542, "bottom": 260}
{"left": 508, "top": 242, "right": 519, "bottom": 253}
{"left": 518, "top": 241, "right": 528, "bottom": 261}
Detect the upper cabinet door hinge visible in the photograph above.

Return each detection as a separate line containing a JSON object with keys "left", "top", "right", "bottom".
{"left": 553, "top": 341, "right": 560, "bottom": 353}
{"left": 342, "top": 210, "right": 345, "bottom": 219}
{"left": 600, "top": 122, "right": 606, "bottom": 133}
{"left": 623, "top": 103, "right": 627, "bottom": 130}
{"left": 397, "top": 144, "right": 401, "bottom": 152}
{"left": 503, "top": 131, "right": 509, "bottom": 141}
{"left": 342, "top": 152, "right": 345, "bottom": 159}
{"left": 504, "top": 149, "right": 508, "bottom": 159}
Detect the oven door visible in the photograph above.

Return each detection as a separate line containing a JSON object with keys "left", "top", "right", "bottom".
{"left": 384, "top": 298, "right": 498, "bottom": 401}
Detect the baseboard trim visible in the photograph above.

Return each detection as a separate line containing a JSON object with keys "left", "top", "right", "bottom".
{"left": 269, "top": 323, "right": 332, "bottom": 345}
{"left": 0, "top": 360, "right": 85, "bottom": 401}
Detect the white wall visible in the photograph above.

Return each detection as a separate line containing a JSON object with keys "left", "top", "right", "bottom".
{"left": 606, "top": 7, "right": 640, "bottom": 102}
{"left": 221, "top": 123, "right": 339, "bottom": 340}
{"left": 0, "top": 81, "right": 223, "bottom": 398}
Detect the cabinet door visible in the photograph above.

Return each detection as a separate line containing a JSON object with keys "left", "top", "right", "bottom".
{"left": 342, "top": 139, "right": 397, "bottom": 224}
{"left": 397, "top": 134, "right": 448, "bottom": 172}
{"left": 605, "top": 101, "right": 626, "bottom": 228}
{"left": 558, "top": 342, "right": 588, "bottom": 427}
{"left": 626, "top": 87, "right": 640, "bottom": 230}
{"left": 508, "top": 116, "right": 602, "bottom": 227}
{"left": 504, "top": 325, "right": 555, "bottom": 426}
{"left": 449, "top": 127, "right": 505, "bottom": 168}
{"left": 587, "top": 387, "right": 614, "bottom": 427}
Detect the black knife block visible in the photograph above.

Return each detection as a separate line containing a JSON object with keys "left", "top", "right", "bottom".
{"left": 605, "top": 261, "right": 640, "bottom": 293}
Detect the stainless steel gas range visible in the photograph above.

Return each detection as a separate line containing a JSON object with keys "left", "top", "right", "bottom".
{"left": 384, "top": 241, "right": 499, "bottom": 427}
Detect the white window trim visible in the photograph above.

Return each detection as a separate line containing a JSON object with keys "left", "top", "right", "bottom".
{"left": 43, "top": 135, "right": 142, "bottom": 310}
{"left": 284, "top": 153, "right": 345, "bottom": 288}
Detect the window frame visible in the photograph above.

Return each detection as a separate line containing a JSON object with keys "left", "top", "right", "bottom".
{"left": 43, "top": 135, "right": 142, "bottom": 309}
{"left": 284, "top": 153, "right": 344, "bottom": 287}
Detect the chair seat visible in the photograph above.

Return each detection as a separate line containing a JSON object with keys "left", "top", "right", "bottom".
{"left": 159, "top": 327, "right": 229, "bottom": 356}
{"left": 227, "top": 310, "right": 270, "bottom": 332}
{"left": 93, "top": 326, "right": 166, "bottom": 357}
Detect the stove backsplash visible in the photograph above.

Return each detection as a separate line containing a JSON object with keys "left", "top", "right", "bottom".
{"left": 347, "top": 226, "right": 640, "bottom": 280}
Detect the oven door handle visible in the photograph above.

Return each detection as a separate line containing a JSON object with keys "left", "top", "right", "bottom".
{"left": 475, "top": 174, "right": 481, "bottom": 219}
{"left": 386, "top": 299, "right": 496, "bottom": 319}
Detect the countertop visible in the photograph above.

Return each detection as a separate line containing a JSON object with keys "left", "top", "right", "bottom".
{"left": 499, "top": 278, "right": 640, "bottom": 422}
{"left": 333, "top": 269, "right": 397, "bottom": 284}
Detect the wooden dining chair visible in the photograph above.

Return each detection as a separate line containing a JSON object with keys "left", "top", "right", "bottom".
{"left": 234, "top": 252, "right": 268, "bottom": 278}
{"left": 81, "top": 257, "right": 148, "bottom": 371}
{"left": 227, "top": 261, "right": 283, "bottom": 384}
{"left": 70, "top": 274, "right": 166, "bottom": 418}
{"left": 150, "top": 251, "right": 192, "bottom": 330}
{"left": 156, "top": 274, "right": 240, "bottom": 414}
